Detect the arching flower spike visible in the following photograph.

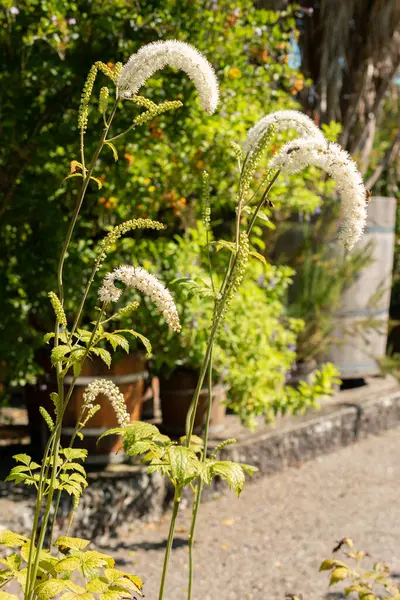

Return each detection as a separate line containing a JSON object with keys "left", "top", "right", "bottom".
{"left": 83, "top": 380, "right": 130, "bottom": 427}
{"left": 269, "top": 138, "right": 368, "bottom": 249}
{"left": 99, "top": 265, "right": 181, "bottom": 332}
{"left": 117, "top": 40, "right": 219, "bottom": 114}
{"left": 244, "top": 110, "right": 326, "bottom": 153}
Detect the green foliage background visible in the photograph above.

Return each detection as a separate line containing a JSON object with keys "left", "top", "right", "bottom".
{"left": 0, "top": 0, "right": 327, "bottom": 407}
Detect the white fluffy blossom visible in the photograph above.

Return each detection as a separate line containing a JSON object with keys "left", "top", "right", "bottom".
{"left": 244, "top": 110, "right": 326, "bottom": 153}
{"left": 99, "top": 265, "right": 181, "bottom": 332}
{"left": 117, "top": 40, "right": 219, "bottom": 114}
{"left": 269, "top": 138, "right": 367, "bottom": 249}
{"left": 83, "top": 379, "right": 130, "bottom": 427}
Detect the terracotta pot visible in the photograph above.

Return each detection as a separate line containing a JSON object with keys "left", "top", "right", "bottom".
{"left": 159, "top": 368, "right": 226, "bottom": 437}
{"left": 26, "top": 354, "right": 147, "bottom": 464}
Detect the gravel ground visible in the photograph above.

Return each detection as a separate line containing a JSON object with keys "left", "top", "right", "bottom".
{"left": 102, "top": 427, "right": 400, "bottom": 600}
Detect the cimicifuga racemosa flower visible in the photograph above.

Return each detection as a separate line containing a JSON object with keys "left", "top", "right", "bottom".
{"left": 132, "top": 100, "right": 182, "bottom": 127}
{"left": 48, "top": 292, "right": 67, "bottom": 330}
{"left": 99, "top": 266, "right": 181, "bottom": 332}
{"left": 214, "top": 231, "right": 249, "bottom": 328}
{"left": 128, "top": 95, "right": 157, "bottom": 111}
{"left": 117, "top": 40, "right": 219, "bottom": 115}
{"left": 202, "top": 171, "right": 211, "bottom": 230}
{"left": 83, "top": 380, "right": 130, "bottom": 427}
{"left": 95, "top": 61, "right": 117, "bottom": 81}
{"left": 269, "top": 138, "right": 367, "bottom": 249}
{"left": 114, "top": 62, "right": 123, "bottom": 80}
{"left": 115, "top": 301, "right": 140, "bottom": 318}
{"left": 230, "top": 140, "right": 245, "bottom": 163}
{"left": 99, "top": 87, "right": 109, "bottom": 114}
{"left": 244, "top": 110, "right": 326, "bottom": 153}
{"left": 95, "top": 218, "right": 166, "bottom": 271}
{"left": 240, "top": 126, "right": 276, "bottom": 200}
{"left": 78, "top": 64, "right": 98, "bottom": 132}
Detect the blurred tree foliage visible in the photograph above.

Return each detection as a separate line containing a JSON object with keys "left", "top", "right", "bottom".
{"left": 0, "top": 0, "right": 314, "bottom": 394}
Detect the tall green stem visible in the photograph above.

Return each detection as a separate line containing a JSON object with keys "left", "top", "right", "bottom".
{"left": 24, "top": 98, "right": 118, "bottom": 600}
{"left": 184, "top": 170, "right": 281, "bottom": 600}
{"left": 158, "top": 489, "right": 181, "bottom": 600}
{"left": 187, "top": 344, "right": 214, "bottom": 600}
{"left": 185, "top": 174, "right": 279, "bottom": 444}
{"left": 58, "top": 101, "right": 118, "bottom": 306}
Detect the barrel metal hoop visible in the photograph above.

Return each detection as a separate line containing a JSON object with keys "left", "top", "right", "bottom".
{"left": 365, "top": 225, "right": 395, "bottom": 234}
{"left": 64, "top": 371, "right": 148, "bottom": 386}
{"left": 332, "top": 307, "right": 388, "bottom": 318}
{"left": 62, "top": 427, "right": 110, "bottom": 435}
{"left": 161, "top": 383, "right": 227, "bottom": 397}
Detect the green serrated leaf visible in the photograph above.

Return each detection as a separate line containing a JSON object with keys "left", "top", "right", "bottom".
{"left": 51, "top": 345, "right": 71, "bottom": 365}
{"left": 168, "top": 446, "right": 199, "bottom": 487}
{"left": 197, "top": 462, "right": 213, "bottom": 486}
{"left": 62, "top": 462, "right": 86, "bottom": 475}
{"left": 97, "top": 427, "right": 124, "bottom": 445}
{"left": 0, "top": 592, "right": 20, "bottom": 600}
{"left": 240, "top": 463, "right": 258, "bottom": 477}
{"left": 249, "top": 249, "right": 267, "bottom": 264}
{"left": 62, "top": 448, "right": 88, "bottom": 461}
{"left": 36, "top": 578, "right": 67, "bottom": 600}
{"left": 210, "top": 461, "right": 246, "bottom": 496}
{"left": 320, "top": 559, "right": 349, "bottom": 572}
{"left": 54, "top": 537, "right": 90, "bottom": 552}
{"left": 69, "top": 472, "right": 88, "bottom": 489}
{"left": 329, "top": 567, "right": 350, "bottom": 586}
{"left": 213, "top": 240, "right": 236, "bottom": 253}
{"left": 0, "top": 531, "right": 29, "bottom": 547}
{"left": 114, "top": 330, "right": 151, "bottom": 357}
{"left": 0, "top": 553, "right": 21, "bottom": 572}
{"left": 7, "top": 465, "right": 31, "bottom": 475}
{"left": 12, "top": 454, "right": 31, "bottom": 466}
{"left": 59, "top": 593, "right": 94, "bottom": 600}
{"left": 43, "top": 332, "right": 55, "bottom": 343}
{"left": 91, "top": 347, "right": 111, "bottom": 368}
{"left": 55, "top": 556, "right": 81, "bottom": 573}
{"left": 103, "top": 333, "right": 129, "bottom": 354}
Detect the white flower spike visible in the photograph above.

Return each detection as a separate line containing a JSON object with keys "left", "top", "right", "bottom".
{"left": 244, "top": 110, "right": 326, "bottom": 153}
{"left": 99, "top": 265, "right": 181, "bottom": 332}
{"left": 269, "top": 138, "right": 368, "bottom": 249}
{"left": 83, "top": 379, "right": 130, "bottom": 427}
{"left": 117, "top": 40, "right": 219, "bottom": 114}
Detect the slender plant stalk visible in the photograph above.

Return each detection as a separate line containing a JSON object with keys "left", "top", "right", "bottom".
{"left": 185, "top": 172, "right": 279, "bottom": 443}
{"left": 187, "top": 344, "right": 214, "bottom": 600}
{"left": 183, "top": 169, "right": 281, "bottom": 600}
{"left": 24, "top": 100, "right": 117, "bottom": 600}
{"left": 58, "top": 101, "right": 118, "bottom": 306}
{"left": 26, "top": 306, "right": 105, "bottom": 600}
{"left": 158, "top": 489, "right": 181, "bottom": 600}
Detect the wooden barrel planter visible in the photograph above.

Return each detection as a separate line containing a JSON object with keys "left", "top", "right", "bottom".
{"left": 159, "top": 368, "right": 227, "bottom": 437}
{"left": 325, "top": 196, "right": 397, "bottom": 378}
{"left": 26, "top": 354, "right": 148, "bottom": 464}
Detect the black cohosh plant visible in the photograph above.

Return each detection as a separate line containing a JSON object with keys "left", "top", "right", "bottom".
{"left": 1, "top": 40, "right": 368, "bottom": 600}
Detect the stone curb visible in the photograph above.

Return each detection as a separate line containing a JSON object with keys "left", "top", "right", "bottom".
{"left": 218, "top": 383, "right": 400, "bottom": 477}
{"left": 2, "top": 378, "right": 400, "bottom": 540}
{"left": 67, "top": 377, "right": 400, "bottom": 538}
